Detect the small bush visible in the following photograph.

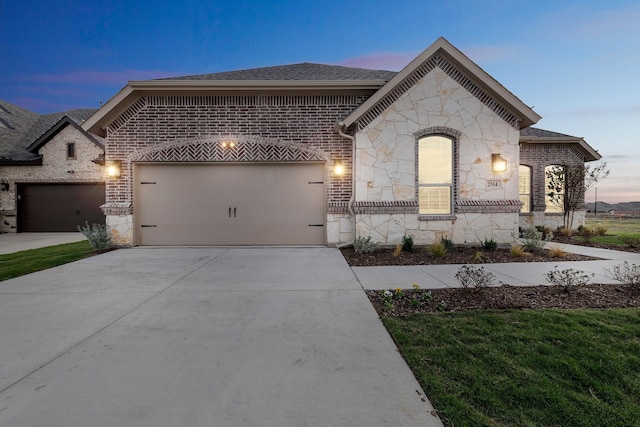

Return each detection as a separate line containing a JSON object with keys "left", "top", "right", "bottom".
{"left": 544, "top": 267, "right": 594, "bottom": 291}
{"left": 353, "top": 235, "right": 379, "bottom": 254}
{"left": 440, "top": 237, "right": 455, "bottom": 251}
{"left": 595, "top": 226, "right": 608, "bottom": 236}
{"left": 547, "top": 246, "right": 568, "bottom": 258}
{"left": 455, "top": 265, "right": 497, "bottom": 289}
{"left": 520, "top": 225, "right": 551, "bottom": 252}
{"left": 471, "top": 250, "right": 486, "bottom": 263}
{"left": 510, "top": 245, "right": 532, "bottom": 258}
{"left": 535, "top": 225, "right": 552, "bottom": 240}
{"left": 557, "top": 226, "right": 573, "bottom": 237}
{"left": 78, "top": 221, "right": 111, "bottom": 252}
{"left": 482, "top": 238, "right": 498, "bottom": 251}
{"left": 402, "top": 235, "right": 414, "bottom": 253}
{"left": 429, "top": 242, "right": 447, "bottom": 258}
{"left": 605, "top": 261, "right": 640, "bottom": 286}
{"left": 577, "top": 226, "right": 594, "bottom": 242}
{"left": 392, "top": 244, "right": 402, "bottom": 258}
{"left": 619, "top": 235, "right": 640, "bottom": 248}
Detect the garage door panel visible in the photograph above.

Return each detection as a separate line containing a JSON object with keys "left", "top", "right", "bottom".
{"left": 20, "top": 184, "right": 105, "bottom": 232}
{"left": 137, "top": 163, "right": 325, "bottom": 246}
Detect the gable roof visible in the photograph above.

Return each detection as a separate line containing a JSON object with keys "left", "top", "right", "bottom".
{"left": 26, "top": 115, "right": 104, "bottom": 153}
{"left": 0, "top": 100, "right": 99, "bottom": 163}
{"left": 520, "top": 126, "right": 601, "bottom": 161}
{"left": 83, "top": 63, "right": 396, "bottom": 136}
{"left": 160, "top": 62, "right": 398, "bottom": 81}
{"left": 341, "top": 37, "right": 541, "bottom": 130}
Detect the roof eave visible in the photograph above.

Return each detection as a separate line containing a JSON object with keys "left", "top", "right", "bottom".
{"left": 520, "top": 137, "right": 602, "bottom": 162}
{"left": 28, "top": 116, "right": 104, "bottom": 153}
{"left": 83, "top": 80, "right": 387, "bottom": 137}
{"left": 342, "top": 37, "right": 541, "bottom": 129}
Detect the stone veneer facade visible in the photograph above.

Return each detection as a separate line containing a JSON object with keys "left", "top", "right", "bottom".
{"left": 518, "top": 142, "right": 587, "bottom": 231}
{"left": 342, "top": 65, "right": 522, "bottom": 245}
{"left": 0, "top": 125, "right": 104, "bottom": 232}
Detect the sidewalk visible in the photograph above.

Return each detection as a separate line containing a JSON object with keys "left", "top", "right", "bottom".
{"left": 0, "top": 233, "right": 86, "bottom": 255}
{"left": 351, "top": 243, "right": 640, "bottom": 290}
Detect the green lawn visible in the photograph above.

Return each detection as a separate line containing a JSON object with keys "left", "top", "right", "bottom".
{"left": 582, "top": 216, "right": 640, "bottom": 246}
{"left": 384, "top": 309, "right": 640, "bottom": 426}
{"left": 0, "top": 240, "right": 95, "bottom": 281}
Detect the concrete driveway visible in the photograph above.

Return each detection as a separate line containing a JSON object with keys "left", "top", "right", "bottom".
{"left": 0, "top": 247, "right": 442, "bottom": 426}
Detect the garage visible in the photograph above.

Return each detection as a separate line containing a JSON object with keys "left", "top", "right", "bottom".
{"left": 18, "top": 183, "right": 105, "bottom": 232}
{"left": 136, "top": 163, "right": 326, "bottom": 246}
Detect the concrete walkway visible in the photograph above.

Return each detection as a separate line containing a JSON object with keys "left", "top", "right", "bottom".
{"left": 352, "top": 243, "right": 640, "bottom": 290}
{"left": 0, "top": 232, "right": 86, "bottom": 254}
{"left": 0, "top": 247, "right": 443, "bottom": 427}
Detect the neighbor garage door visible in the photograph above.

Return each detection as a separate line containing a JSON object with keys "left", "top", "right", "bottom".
{"left": 136, "top": 163, "right": 325, "bottom": 246}
{"left": 19, "top": 183, "right": 105, "bottom": 232}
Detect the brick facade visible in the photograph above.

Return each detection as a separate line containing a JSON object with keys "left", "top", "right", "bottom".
{"left": 105, "top": 95, "right": 367, "bottom": 210}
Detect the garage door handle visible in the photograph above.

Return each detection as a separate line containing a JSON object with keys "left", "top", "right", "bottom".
{"left": 234, "top": 207, "right": 236, "bottom": 218}
{"left": 229, "top": 207, "right": 231, "bottom": 217}
{"left": 308, "top": 224, "right": 324, "bottom": 227}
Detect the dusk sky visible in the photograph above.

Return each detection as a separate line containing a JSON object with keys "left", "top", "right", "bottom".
{"left": 2, "top": 0, "right": 639, "bottom": 202}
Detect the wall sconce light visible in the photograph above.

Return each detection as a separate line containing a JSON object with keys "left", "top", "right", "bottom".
{"left": 221, "top": 141, "right": 236, "bottom": 149}
{"left": 492, "top": 154, "right": 507, "bottom": 173}
{"left": 106, "top": 160, "right": 122, "bottom": 178}
{"left": 0, "top": 180, "right": 9, "bottom": 192}
{"left": 333, "top": 161, "right": 345, "bottom": 177}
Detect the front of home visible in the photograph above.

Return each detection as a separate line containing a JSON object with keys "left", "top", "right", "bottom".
{"left": 4, "top": 37, "right": 599, "bottom": 246}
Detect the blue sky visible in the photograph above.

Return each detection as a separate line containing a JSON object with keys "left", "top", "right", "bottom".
{"left": 2, "top": 0, "right": 639, "bottom": 202}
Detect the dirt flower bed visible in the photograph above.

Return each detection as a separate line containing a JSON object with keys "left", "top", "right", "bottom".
{"left": 340, "top": 245, "right": 600, "bottom": 267}
{"left": 367, "top": 284, "right": 640, "bottom": 316}
{"left": 552, "top": 235, "right": 640, "bottom": 253}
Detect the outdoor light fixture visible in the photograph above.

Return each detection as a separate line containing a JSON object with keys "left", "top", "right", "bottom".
{"left": 221, "top": 141, "right": 236, "bottom": 149}
{"left": 492, "top": 154, "right": 507, "bottom": 173}
{"left": 0, "top": 180, "right": 9, "bottom": 192}
{"left": 333, "top": 161, "right": 345, "bottom": 176}
{"left": 106, "top": 160, "right": 122, "bottom": 178}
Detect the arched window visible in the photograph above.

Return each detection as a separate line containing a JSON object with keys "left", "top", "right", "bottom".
{"left": 519, "top": 165, "right": 532, "bottom": 213}
{"left": 418, "top": 135, "right": 453, "bottom": 215}
{"left": 545, "top": 164, "right": 564, "bottom": 213}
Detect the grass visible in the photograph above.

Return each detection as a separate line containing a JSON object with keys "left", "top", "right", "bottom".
{"left": 0, "top": 240, "right": 95, "bottom": 281}
{"left": 583, "top": 216, "right": 640, "bottom": 246}
{"left": 383, "top": 309, "right": 640, "bottom": 426}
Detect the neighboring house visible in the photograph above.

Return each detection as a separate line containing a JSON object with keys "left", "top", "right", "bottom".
{"left": 0, "top": 101, "right": 105, "bottom": 232}
{"left": 82, "top": 37, "right": 600, "bottom": 247}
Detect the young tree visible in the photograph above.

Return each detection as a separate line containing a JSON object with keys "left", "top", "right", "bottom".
{"left": 546, "top": 162, "right": 610, "bottom": 229}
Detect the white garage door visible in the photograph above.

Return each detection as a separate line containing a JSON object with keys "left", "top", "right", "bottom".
{"left": 136, "top": 163, "right": 325, "bottom": 246}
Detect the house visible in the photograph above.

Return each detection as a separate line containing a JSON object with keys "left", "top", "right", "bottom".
{"left": 79, "top": 37, "right": 600, "bottom": 247}
{"left": 0, "top": 102, "right": 105, "bottom": 232}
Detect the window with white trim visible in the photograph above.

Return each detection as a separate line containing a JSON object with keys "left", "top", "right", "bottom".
{"left": 418, "top": 135, "right": 453, "bottom": 215}
{"left": 519, "top": 165, "right": 532, "bottom": 213}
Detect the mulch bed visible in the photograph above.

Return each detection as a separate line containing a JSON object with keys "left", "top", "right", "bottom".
{"left": 342, "top": 239, "right": 640, "bottom": 315}
{"left": 340, "top": 245, "right": 600, "bottom": 267}
{"left": 367, "top": 285, "right": 640, "bottom": 316}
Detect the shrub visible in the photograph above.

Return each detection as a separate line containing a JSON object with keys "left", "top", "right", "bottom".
{"left": 520, "top": 225, "right": 552, "bottom": 252}
{"left": 510, "top": 245, "right": 532, "bottom": 258}
{"left": 605, "top": 261, "right": 640, "bottom": 286}
{"left": 471, "top": 250, "right": 486, "bottom": 263}
{"left": 577, "top": 226, "right": 594, "bottom": 242}
{"left": 455, "top": 265, "right": 497, "bottom": 289}
{"left": 547, "top": 245, "right": 568, "bottom": 258}
{"left": 557, "top": 226, "right": 573, "bottom": 237}
{"left": 535, "top": 225, "right": 552, "bottom": 240}
{"left": 429, "top": 242, "right": 447, "bottom": 258}
{"left": 353, "top": 235, "right": 379, "bottom": 254}
{"left": 392, "top": 244, "right": 402, "bottom": 258}
{"left": 619, "top": 235, "right": 640, "bottom": 248}
{"left": 78, "top": 221, "right": 111, "bottom": 252}
{"left": 595, "top": 226, "right": 608, "bottom": 236}
{"left": 402, "top": 235, "right": 414, "bottom": 253}
{"left": 482, "top": 238, "right": 498, "bottom": 251}
{"left": 544, "top": 267, "right": 594, "bottom": 291}
{"left": 440, "top": 237, "right": 455, "bottom": 251}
